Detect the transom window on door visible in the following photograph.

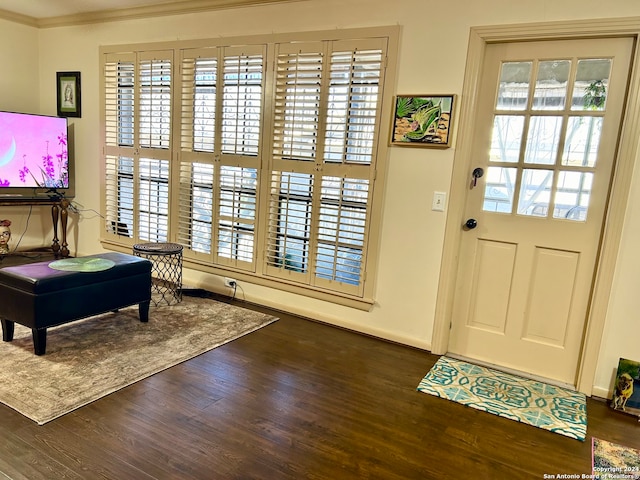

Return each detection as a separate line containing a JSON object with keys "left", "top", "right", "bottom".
{"left": 483, "top": 57, "right": 611, "bottom": 221}
{"left": 100, "top": 27, "right": 397, "bottom": 304}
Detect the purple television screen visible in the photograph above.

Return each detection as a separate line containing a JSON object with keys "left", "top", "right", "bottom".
{"left": 0, "top": 111, "right": 69, "bottom": 190}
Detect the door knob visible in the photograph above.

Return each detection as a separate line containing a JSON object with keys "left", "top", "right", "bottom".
{"left": 465, "top": 218, "right": 478, "bottom": 230}
{"left": 471, "top": 167, "right": 485, "bottom": 187}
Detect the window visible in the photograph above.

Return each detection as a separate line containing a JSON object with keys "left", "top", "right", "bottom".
{"left": 176, "top": 45, "right": 263, "bottom": 270}
{"left": 104, "top": 51, "right": 173, "bottom": 241}
{"left": 483, "top": 57, "right": 612, "bottom": 222}
{"left": 101, "top": 28, "right": 396, "bottom": 303}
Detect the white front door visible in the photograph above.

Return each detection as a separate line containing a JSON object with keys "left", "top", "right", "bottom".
{"left": 448, "top": 37, "right": 633, "bottom": 385}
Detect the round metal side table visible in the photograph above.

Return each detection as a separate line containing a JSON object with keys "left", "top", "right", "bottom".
{"left": 133, "top": 242, "right": 183, "bottom": 306}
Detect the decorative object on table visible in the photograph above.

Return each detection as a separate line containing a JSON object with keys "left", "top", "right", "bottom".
{"left": 0, "top": 295, "right": 277, "bottom": 425}
{"left": 592, "top": 437, "right": 640, "bottom": 479}
{"left": 0, "top": 219, "right": 11, "bottom": 254}
{"left": 610, "top": 357, "right": 640, "bottom": 419}
{"left": 48, "top": 257, "right": 116, "bottom": 272}
{"left": 417, "top": 355, "right": 587, "bottom": 441}
{"left": 390, "top": 94, "right": 455, "bottom": 147}
{"left": 56, "top": 71, "right": 81, "bottom": 118}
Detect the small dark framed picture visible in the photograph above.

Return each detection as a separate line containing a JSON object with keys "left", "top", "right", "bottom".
{"left": 56, "top": 71, "right": 81, "bottom": 118}
{"left": 390, "top": 94, "right": 455, "bottom": 148}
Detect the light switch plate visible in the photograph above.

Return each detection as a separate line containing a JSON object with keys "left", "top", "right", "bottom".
{"left": 432, "top": 191, "right": 446, "bottom": 212}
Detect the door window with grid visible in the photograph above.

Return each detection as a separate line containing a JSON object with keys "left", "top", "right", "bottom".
{"left": 484, "top": 57, "right": 611, "bottom": 221}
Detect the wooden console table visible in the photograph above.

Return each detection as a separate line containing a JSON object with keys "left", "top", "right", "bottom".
{"left": 0, "top": 198, "right": 70, "bottom": 258}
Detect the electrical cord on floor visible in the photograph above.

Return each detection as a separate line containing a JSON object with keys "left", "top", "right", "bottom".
{"left": 229, "top": 281, "right": 238, "bottom": 300}
{"left": 9, "top": 204, "right": 33, "bottom": 254}
{"left": 0, "top": 206, "right": 48, "bottom": 264}
{"left": 226, "top": 281, "right": 245, "bottom": 301}
{"left": 67, "top": 200, "right": 104, "bottom": 219}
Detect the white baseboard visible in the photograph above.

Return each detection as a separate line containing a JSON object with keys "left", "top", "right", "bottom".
{"left": 591, "top": 386, "right": 611, "bottom": 400}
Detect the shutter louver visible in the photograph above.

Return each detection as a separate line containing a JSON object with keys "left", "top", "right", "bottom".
{"left": 181, "top": 56, "right": 217, "bottom": 153}
{"left": 177, "top": 161, "right": 214, "bottom": 254}
{"left": 105, "top": 59, "right": 135, "bottom": 148}
{"left": 273, "top": 49, "right": 323, "bottom": 164}
{"left": 104, "top": 155, "right": 135, "bottom": 238}
{"left": 266, "top": 171, "right": 313, "bottom": 279}
{"left": 139, "top": 58, "right": 171, "bottom": 149}
{"left": 315, "top": 176, "right": 369, "bottom": 289}
{"left": 324, "top": 48, "right": 382, "bottom": 165}
{"left": 138, "top": 158, "right": 169, "bottom": 242}
{"left": 216, "top": 166, "right": 257, "bottom": 266}
{"left": 222, "top": 54, "right": 262, "bottom": 156}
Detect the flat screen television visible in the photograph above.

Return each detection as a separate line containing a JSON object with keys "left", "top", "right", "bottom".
{"left": 0, "top": 110, "right": 73, "bottom": 200}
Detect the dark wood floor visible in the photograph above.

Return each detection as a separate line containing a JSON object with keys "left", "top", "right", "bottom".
{"left": 0, "top": 293, "right": 638, "bottom": 479}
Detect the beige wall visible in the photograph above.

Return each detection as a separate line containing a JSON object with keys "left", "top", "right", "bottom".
{"left": 2, "top": 0, "right": 640, "bottom": 396}
{"left": 0, "top": 20, "right": 58, "bottom": 250}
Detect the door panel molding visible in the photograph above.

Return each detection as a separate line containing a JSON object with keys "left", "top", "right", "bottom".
{"left": 522, "top": 247, "right": 578, "bottom": 347}
{"left": 432, "top": 18, "right": 640, "bottom": 394}
{"left": 468, "top": 239, "right": 516, "bottom": 333}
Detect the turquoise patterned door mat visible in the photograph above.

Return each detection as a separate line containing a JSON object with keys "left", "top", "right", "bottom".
{"left": 417, "top": 356, "right": 587, "bottom": 441}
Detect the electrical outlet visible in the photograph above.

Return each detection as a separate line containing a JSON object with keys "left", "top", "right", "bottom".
{"left": 224, "top": 277, "right": 237, "bottom": 288}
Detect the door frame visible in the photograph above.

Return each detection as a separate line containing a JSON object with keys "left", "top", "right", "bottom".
{"left": 431, "top": 17, "right": 640, "bottom": 395}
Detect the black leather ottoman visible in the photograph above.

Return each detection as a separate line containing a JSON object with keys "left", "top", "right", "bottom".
{"left": 0, "top": 252, "right": 152, "bottom": 355}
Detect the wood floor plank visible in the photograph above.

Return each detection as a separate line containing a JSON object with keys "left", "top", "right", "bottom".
{"left": 1, "top": 293, "right": 638, "bottom": 479}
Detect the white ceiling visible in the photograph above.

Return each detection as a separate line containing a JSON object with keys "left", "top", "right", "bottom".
{"left": 0, "top": 0, "right": 180, "bottom": 19}
{"left": 0, "top": 0, "right": 301, "bottom": 26}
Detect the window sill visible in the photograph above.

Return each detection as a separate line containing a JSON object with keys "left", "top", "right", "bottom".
{"left": 101, "top": 239, "right": 375, "bottom": 311}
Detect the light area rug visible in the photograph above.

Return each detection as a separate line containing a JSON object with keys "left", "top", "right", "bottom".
{"left": 0, "top": 296, "right": 277, "bottom": 425}
{"left": 417, "top": 356, "right": 587, "bottom": 441}
{"left": 592, "top": 437, "right": 640, "bottom": 479}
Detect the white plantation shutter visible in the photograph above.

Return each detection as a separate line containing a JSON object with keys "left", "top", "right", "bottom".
{"left": 177, "top": 48, "right": 218, "bottom": 261}
{"left": 104, "top": 55, "right": 135, "bottom": 148}
{"left": 221, "top": 53, "right": 262, "bottom": 156}
{"left": 137, "top": 53, "right": 172, "bottom": 242}
{"left": 324, "top": 42, "right": 382, "bottom": 165}
{"left": 101, "top": 28, "right": 395, "bottom": 303}
{"left": 104, "top": 155, "right": 134, "bottom": 237}
{"left": 315, "top": 177, "right": 369, "bottom": 286}
{"left": 266, "top": 39, "right": 385, "bottom": 295}
{"left": 181, "top": 52, "right": 217, "bottom": 153}
{"left": 216, "top": 166, "right": 256, "bottom": 264}
{"left": 272, "top": 45, "right": 323, "bottom": 165}
{"left": 266, "top": 170, "right": 314, "bottom": 282}
{"left": 215, "top": 48, "right": 263, "bottom": 269}
{"left": 178, "top": 161, "right": 214, "bottom": 254}
{"left": 138, "top": 158, "right": 169, "bottom": 242}
{"left": 177, "top": 45, "right": 264, "bottom": 270}
{"left": 103, "top": 50, "right": 173, "bottom": 242}
{"left": 104, "top": 54, "right": 136, "bottom": 238}
{"left": 139, "top": 56, "right": 171, "bottom": 149}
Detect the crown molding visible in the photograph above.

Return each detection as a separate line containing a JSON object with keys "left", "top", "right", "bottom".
{"left": 0, "top": 0, "right": 306, "bottom": 29}
{"left": 0, "top": 8, "right": 38, "bottom": 27}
